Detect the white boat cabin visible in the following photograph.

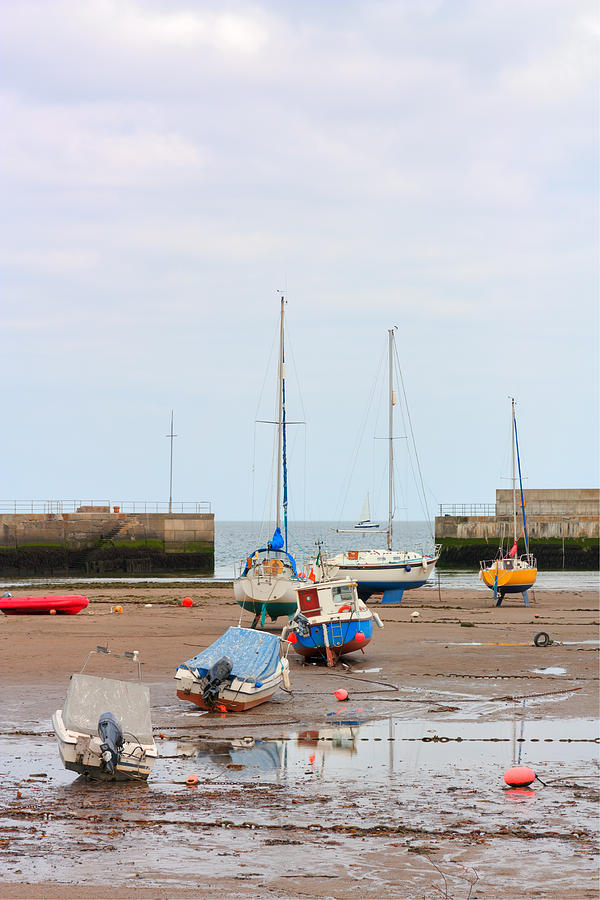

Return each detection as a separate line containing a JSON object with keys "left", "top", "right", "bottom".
{"left": 296, "top": 579, "right": 367, "bottom": 620}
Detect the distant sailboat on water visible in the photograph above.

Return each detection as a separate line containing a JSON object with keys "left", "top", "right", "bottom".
{"left": 354, "top": 493, "right": 379, "bottom": 529}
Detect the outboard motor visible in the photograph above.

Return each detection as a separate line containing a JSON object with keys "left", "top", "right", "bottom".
{"left": 202, "top": 657, "right": 233, "bottom": 708}
{"left": 291, "top": 611, "right": 310, "bottom": 638}
{"left": 98, "top": 711, "right": 123, "bottom": 774}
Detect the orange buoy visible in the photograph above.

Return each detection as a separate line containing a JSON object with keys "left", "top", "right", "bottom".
{"left": 355, "top": 631, "right": 365, "bottom": 643}
{"left": 504, "top": 765, "right": 536, "bottom": 787}
{"left": 309, "top": 753, "right": 316, "bottom": 764}
{"left": 287, "top": 632, "right": 298, "bottom": 645}
{"left": 186, "top": 774, "right": 198, "bottom": 786}
{"left": 114, "top": 605, "right": 123, "bottom": 615}
{"left": 49, "top": 609, "right": 56, "bottom": 615}
{"left": 334, "top": 688, "right": 349, "bottom": 702}
{"left": 182, "top": 597, "right": 193, "bottom": 607}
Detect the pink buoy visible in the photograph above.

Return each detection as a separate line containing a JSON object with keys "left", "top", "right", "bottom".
{"left": 504, "top": 765, "right": 536, "bottom": 787}
{"left": 334, "top": 688, "right": 349, "bottom": 702}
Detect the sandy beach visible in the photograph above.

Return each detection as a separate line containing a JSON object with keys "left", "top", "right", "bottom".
{"left": 1, "top": 583, "right": 598, "bottom": 899}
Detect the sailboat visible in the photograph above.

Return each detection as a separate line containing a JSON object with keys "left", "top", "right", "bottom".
{"left": 323, "top": 328, "right": 440, "bottom": 604}
{"left": 480, "top": 398, "right": 537, "bottom": 605}
{"left": 233, "top": 296, "right": 306, "bottom": 627}
{"left": 354, "top": 493, "right": 379, "bottom": 529}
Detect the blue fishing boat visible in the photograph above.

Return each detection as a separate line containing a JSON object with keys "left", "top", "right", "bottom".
{"left": 283, "top": 579, "right": 383, "bottom": 667}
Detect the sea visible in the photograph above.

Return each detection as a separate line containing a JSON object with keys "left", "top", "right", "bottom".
{"left": 2, "top": 520, "right": 598, "bottom": 591}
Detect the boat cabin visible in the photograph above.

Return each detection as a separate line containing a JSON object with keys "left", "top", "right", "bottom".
{"left": 296, "top": 579, "right": 364, "bottom": 619}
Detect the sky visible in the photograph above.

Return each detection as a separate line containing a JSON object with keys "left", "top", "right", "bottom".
{"left": 1, "top": 0, "right": 598, "bottom": 523}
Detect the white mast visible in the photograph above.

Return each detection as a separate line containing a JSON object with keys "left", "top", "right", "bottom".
{"left": 511, "top": 396, "right": 517, "bottom": 545}
{"left": 387, "top": 328, "right": 394, "bottom": 551}
{"left": 275, "top": 296, "right": 284, "bottom": 531}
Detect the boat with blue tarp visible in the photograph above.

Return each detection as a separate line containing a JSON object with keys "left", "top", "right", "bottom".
{"left": 174, "top": 626, "right": 291, "bottom": 711}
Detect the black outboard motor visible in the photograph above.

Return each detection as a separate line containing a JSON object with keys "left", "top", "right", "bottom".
{"left": 98, "top": 711, "right": 124, "bottom": 774}
{"left": 202, "top": 657, "right": 233, "bottom": 708}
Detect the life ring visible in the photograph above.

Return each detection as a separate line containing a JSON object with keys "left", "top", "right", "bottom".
{"left": 263, "top": 559, "right": 284, "bottom": 576}
{"left": 347, "top": 551, "right": 358, "bottom": 560}
{"left": 337, "top": 604, "right": 352, "bottom": 613}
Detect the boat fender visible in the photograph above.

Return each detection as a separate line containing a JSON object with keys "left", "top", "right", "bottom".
{"left": 373, "top": 612, "right": 384, "bottom": 629}
{"left": 404, "top": 565, "right": 412, "bottom": 572}
{"left": 534, "top": 632, "right": 552, "bottom": 647}
{"left": 337, "top": 604, "right": 352, "bottom": 613}
{"left": 334, "top": 688, "right": 349, "bottom": 701}
{"left": 421, "top": 557, "right": 428, "bottom": 569}
{"left": 504, "top": 766, "right": 536, "bottom": 788}
{"left": 282, "top": 666, "right": 290, "bottom": 690}
{"left": 355, "top": 631, "right": 365, "bottom": 643}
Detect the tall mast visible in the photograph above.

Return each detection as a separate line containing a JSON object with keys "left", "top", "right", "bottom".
{"left": 167, "top": 410, "right": 177, "bottom": 514}
{"left": 511, "top": 397, "right": 517, "bottom": 544}
{"left": 387, "top": 328, "right": 394, "bottom": 551}
{"left": 275, "top": 297, "right": 284, "bottom": 533}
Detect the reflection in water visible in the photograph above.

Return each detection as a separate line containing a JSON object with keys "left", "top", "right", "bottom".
{"left": 298, "top": 726, "right": 360, "bottom": 755}
{"left": 176, "top": 737, "right": 283, "bottom": 770}
{"left": 170, "top": 713, "right": 599, "bottom": 784}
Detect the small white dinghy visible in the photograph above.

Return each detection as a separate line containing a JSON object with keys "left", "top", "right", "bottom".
{"left": 52, "top": 646, "right": 157, "bottom": 781}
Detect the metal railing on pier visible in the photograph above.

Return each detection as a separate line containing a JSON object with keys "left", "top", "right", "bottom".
{"left": 0, "top": 500, "right": 212, "bottom": 515}
{"left": 438, "top": 503, "right": 496, "bottom": 516}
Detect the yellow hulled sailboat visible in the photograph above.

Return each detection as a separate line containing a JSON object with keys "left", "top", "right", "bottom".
{"left": 480, "top": 398, "right": 537, "bottom": 606}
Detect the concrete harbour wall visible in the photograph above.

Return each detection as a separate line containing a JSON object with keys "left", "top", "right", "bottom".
{"left": 435, "top": 489, "right": 599, "bottom": 569}
{"left": 0, "top": 509, "right": 215, "bottom": 576}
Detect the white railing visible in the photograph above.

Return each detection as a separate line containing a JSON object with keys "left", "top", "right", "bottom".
{"left": 0, "top": 500, "right": 212, "bottom": 515}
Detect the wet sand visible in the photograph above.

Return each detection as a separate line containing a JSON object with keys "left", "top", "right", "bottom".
{"left": 1, "top": 583, "right": 598, "bottom": 898}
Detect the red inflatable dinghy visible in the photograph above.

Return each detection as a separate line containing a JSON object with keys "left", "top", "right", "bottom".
{"left": 0, "top": 595, "right": 89, "bottom": 615}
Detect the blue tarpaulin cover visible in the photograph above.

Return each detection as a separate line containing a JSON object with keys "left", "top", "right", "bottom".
{"left": 179, "top": 627, "right": 281, "bottom": 684}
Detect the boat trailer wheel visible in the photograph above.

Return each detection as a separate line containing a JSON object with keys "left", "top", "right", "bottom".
{"left": 534, "top": 631, "right": 552, "bottom": 647}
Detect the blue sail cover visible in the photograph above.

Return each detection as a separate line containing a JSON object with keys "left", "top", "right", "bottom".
{"left": 179, "top": 627, "right": 281, "bottom": 685}
{"left": 271, "top": 527, "right": 284, "bottom": 550}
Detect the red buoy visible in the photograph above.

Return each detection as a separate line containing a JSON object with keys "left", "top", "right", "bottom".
{"left": 355, "top": 632, "right": 365, "bottom": 643}
{"left": 287, "top": 632, "right": 298, "bottom": 645}
{"left": 504, "top": 765, "right": 536, "bottom": 787}
{"left": 181, "top": 597, "right": 193, "bottom": 607}
{"left": 334, "top": 688, "right": 349, "bottom": 702}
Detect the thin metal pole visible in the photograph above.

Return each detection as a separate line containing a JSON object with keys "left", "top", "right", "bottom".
{"left": 388, "top": 329, "right": 394, "bottom": 551}
{"left": 275, "top": 297, "right": 284, "bottom": 531}
{"left": 167, "top": 410, "right": 178, "bottom": 514}
{"left": 511, "top": 397, "right": 517, "bottom": 545}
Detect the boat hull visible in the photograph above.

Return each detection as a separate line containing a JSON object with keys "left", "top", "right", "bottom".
{"left": 234, "top": 575, "right": 299, "bottom": 622}
{"left": 52, "top": 710, "right": 156, "bottom": 781}
{"left": 174, "top": 659, "right": 289, "bottom": 712}
{"left": 480, "top": 568, "right": 537, "bottom": 593}
{"left": 328, "top": 558, "right": 438, "bottom": 600}
{"left": 292, "top": 616, "right": 374, "bottom": 659}
{"left": 0, "top": 595, "right": 88, "bottom": 615}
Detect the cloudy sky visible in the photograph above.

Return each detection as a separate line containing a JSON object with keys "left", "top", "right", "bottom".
{"left": 1, "top": 0, "right": 597, "bottom": 523}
